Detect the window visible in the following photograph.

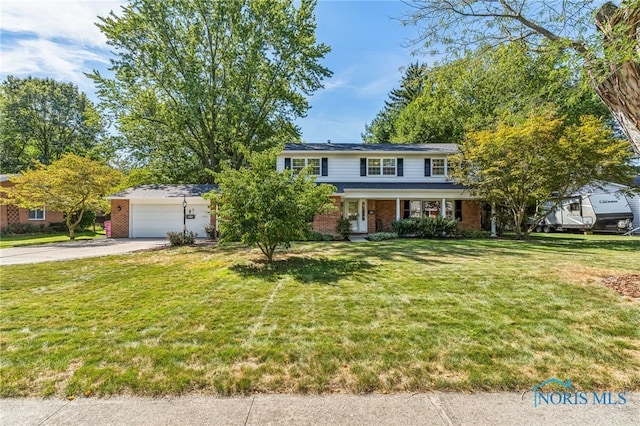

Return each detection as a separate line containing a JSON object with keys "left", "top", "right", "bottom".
{"left": 367, "top": 158, "right": 395, "bottom": 176}
{"left": 29, "top": 208, "right": 45, "bottom": 220}
{"left": 291, "top": 158, "right": 320, "bottom": 175}
{"left": 569, "top": 201, "right": 580, "bottom": 212}
{"left": 432, "top": 159, "right": 446, "bottom": 176}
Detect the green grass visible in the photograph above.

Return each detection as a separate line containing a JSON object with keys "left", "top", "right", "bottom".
{"left": 1, "top": 234, "right": 639, "bottom": 397}
{"left": 0, "top": 230, "right": 105, "bottom": 248}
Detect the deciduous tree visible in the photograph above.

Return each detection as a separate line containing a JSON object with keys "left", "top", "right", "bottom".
{"left": 90, "top": 0, "right": 331, "bottom": 183}
{"left": 450, "top": 111, "right": 635, "bottom": 239}
{"left": 402, "top": 0, "right": 640, "bottom": 154}
{"left": 0, "top": 154, "right": 122, "bottom": 239}
{"left": 208, "top": 151, "right": 336, "bottom": 261}
{"left": 0, "top": 76, "right": 105, "bottom": 173}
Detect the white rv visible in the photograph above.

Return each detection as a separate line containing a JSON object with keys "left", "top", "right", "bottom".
{"left": 536, "top": 184, "right": 634, "bottom": 233}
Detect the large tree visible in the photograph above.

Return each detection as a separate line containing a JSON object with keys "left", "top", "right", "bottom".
{"left": 451, "top": 111, "right": 635, "bottom": 239}
{"left": 90, "top": 0, "right": 331, "bottom": 183}
{"left": 402, "top": 0, "right": 640, "bottom": 154}
{"left": 208, "top": 151, "right": 336, "bottom": 261}
{"left": 365, "top": 43, "right": 609, "bottom": 143}
{"left": 0, "top": 154, "right": 122, "bottom": 240}
{"left": 0, "top": 76, "right": 105, "bottom": 173}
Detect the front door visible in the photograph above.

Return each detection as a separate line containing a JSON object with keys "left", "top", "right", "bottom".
{"left": 345, "top": 199, "right": 367, "bottom": 233}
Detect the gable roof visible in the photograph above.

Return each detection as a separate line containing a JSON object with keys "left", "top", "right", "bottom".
{"left": 106, "top": 184, "right": 217, "bottom": 199}
{"left": 283, "top": 143, "right": 458, "bottom": 154}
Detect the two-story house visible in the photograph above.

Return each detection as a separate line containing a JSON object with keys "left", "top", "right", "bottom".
{"left": 105, "top": 143, "right": 482, "bottom": 238}
{"left": 277, "top": 143, "right": 482, "bottom": 234}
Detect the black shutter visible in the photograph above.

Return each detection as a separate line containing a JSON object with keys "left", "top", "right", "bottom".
{"left": 397, "top": 158, "right": 403, "bottom": 176}
{"left": 424, "top": 158, "right": 431, "bottom": 176}
{"left": 284, "top": 158, "right": 291, "bottom": 170}
{"left": 360, "top": 158, "right": 367, "bottom": 176}
{"left": 403, "top": 200, "right": 410, "bottom": 219}
{"left": 321, "top": 158, "right": 328, "bottom": 176}
{"left": 455, "top": 200, "right": 463, "bottom": 220}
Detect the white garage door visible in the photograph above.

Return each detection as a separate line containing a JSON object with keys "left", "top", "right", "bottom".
{"left": 130, "top": 202, "right": 211, "bottom": 238}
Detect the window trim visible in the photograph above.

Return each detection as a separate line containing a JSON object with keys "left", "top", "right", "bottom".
{"left": 29, "top": 207, "right": 46, "bottom": 221}
{"left": 431, "top": 158, "right": 447, "bottom": 176}
{"left": 290, "top": 157, "right": 321, "bottom": 175}
{"left": 366, "top": 158, "right": 396, "bottom": 176}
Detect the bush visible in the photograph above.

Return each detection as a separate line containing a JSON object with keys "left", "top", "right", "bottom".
{"left": 416, "top": 216, "right": 459, "bottom": 238}
{"left": 366, "top": 232, "right": 398, "bottom": 241}
{"left": 305, "top": 231, "right": 335, "bottom": 241}
{"left": 1, "top": 223, "right": 43, "bottom": 235}
{"left": 391, "top": 218, "right": 419, "bottom": 237}
{"left": 204, "top": 224, "right": 217, "bottom": 239}
{"left": 457, "top": 229, "right": 492, "bottom": 239}
{"left": 336, "top": 218, "right": 352, "bottom": 241}
{"left": 167, "top": 231, "right": 197, "bottom": 246}
{"left": 48, "top": 222, "right": 67, "bottom": 232}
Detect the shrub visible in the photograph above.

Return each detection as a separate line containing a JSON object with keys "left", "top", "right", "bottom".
{"left": 305, "top": 231, "right": 335, "bottom": 241}
{"left": 366, "top": 232, "right": 398, "bottom": 241}
{"left": 391, "top": 218, "right": 419, "bottom": 237}
{"left": 336, "top": 218, "right": 352, "bottom": 241}
{"left": 204, "top": 224, "right": 217, "bottom": 239}
{"left": 457, "top": 229, "right": 492, "bottom": 239}
{"left": 167, "top": 231, "right": 197, "bottom": 246}
{"left": 1, "top": 223, "right": 42, "bottom": 235}
{"left": 48, "top": 222, "right": 67, "bottom": 232}
{"left": 416, "top": 216, "right": 459, "bottom": 238}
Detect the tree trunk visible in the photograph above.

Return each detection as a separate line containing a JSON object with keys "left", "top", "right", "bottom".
{"left": 591, "top": 1, "right": 640, "bottom": 155}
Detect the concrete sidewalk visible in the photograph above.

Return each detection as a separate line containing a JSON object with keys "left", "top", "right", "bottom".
{"left": 0, "top": 238, "right": 169, "bottom": 265}
{"left": 1, "top": 392, "right": 637, "bottom": 425}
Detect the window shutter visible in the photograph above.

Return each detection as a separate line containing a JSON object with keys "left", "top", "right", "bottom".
{"left": 321, "top": 158, "right": 328, "bottom": 176}
{"left": 284, "top": 158, "right": 291, "bottom": 170}
{"left": 455, "top": 200, "right": 463, "bottom": 220}
{"left": 397, "top": 158, "right": 403, "bottom": 176}
{"left": 360, "top": 158, "right": 367, "bottom": 176}
{"left": 424, "top": 158, "right": 431, "bottom": 176}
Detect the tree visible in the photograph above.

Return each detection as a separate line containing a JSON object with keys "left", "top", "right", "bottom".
{"left": 363, "top": 62, "right": 427, "bottom": 143}
{"left": 365, "top": 43, "right": 609, "bottom": 144}
{"left": 90, "top": 0, "right": 331, "bottom": 183}
{"left": 450, "top": 110, "right": 635, "bottom": 239}
{"left": 402, "top": 0, "right": 640, "bottom": 154}
{"left": 0, "top": 154, "right": 122, "bottom": 239}
{"left": 0, "top": 76, "right": 105, "bottom": 173}
{"left": 208, "top": 151, "right": 336, "bottom": 261}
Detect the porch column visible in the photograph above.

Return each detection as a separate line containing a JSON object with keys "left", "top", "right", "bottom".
{"left": 396, "top": 198, "right": 401, "bottom": 220}
{"left": 441, "top": 197, "right": 447, "bottom": 218}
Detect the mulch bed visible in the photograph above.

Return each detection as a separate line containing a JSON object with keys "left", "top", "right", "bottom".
{"left": 601, "top": 274, "right": 640, "bottom": 298}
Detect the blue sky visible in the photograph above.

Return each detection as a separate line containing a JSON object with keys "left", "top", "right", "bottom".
{"left": 1, "top": 0, "right": 425, "bottom": 143}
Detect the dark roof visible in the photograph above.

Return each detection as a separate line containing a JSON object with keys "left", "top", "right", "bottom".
{"left": 634, "top": 176, "right": 640, "bottom": 186}
{"left": 284, "top": 143, "right": 458, "bottom": 153}
{"left": 323, "top": 181, "right": 468, "bottom": 193}
{"left": 107, "top": 184, "right": 217, "bottom": 199}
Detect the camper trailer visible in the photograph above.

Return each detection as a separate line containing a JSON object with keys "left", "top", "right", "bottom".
{"left": 536, "top": 184, "right": 634, "bottom": 233}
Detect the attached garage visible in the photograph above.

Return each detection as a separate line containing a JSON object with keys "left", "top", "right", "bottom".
{"left": 106, "top": 184, "right": 217, "bottom": 238}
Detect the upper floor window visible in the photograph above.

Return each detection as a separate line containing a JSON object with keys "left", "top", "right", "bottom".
{"left": 29, "top": 208, "right": 45, "bottom": 220}
{"left": 367, "top": 158, "right": 396, "bottom": 176}
{"left": 284, "top": 157, "right": 328, "bottom": 176}
{"left": 425, "top": 158, "right": 447, "bottom": 176}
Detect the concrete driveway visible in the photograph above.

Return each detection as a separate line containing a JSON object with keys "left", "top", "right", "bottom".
{"left": 0, "top": 238, "right": 169, "bottom": 266}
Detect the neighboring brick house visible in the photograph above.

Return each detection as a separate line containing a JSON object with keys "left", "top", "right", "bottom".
{"left": 277, "top": 143, "right": 482, "bottom": 234}
{"left": 0, "top": 174, "right": 64, "bottom": 232}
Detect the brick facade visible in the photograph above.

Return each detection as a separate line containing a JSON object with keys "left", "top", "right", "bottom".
{"left": 310, "top": 197, "right": 482, "bottom": 236}
{"left": 109, "top": 199, "right": 130, "bottom": 238}
{"left": 0, "top": 179, "right": 64, "bottom": 231}
{"left": 312, "top": 196, "right": 342, "bottom": 235}
{"left": 459, "top": 201, "right": 482, "bottom": 231}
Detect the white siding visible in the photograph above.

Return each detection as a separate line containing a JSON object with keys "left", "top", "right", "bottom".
{"left": 277, "top": 153, "right": 451, "bottom": 182}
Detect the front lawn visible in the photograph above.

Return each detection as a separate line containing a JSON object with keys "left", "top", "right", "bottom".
{"left": 1, "top": 234, "right": 639, "bottom": 397}
{"left": 0, "top": 230, "right": 105, "bottom": 248}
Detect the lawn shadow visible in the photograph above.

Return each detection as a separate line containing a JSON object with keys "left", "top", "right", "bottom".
{"left": 231, "top": 256, "right": 375, "bottom": 285}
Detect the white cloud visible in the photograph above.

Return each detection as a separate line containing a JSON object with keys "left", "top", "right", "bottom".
{"left": 1, "top": 0, "right": 124, "bottom": 48}
{"left": 0, "top": 0, "right": 124, "bottom": 89}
